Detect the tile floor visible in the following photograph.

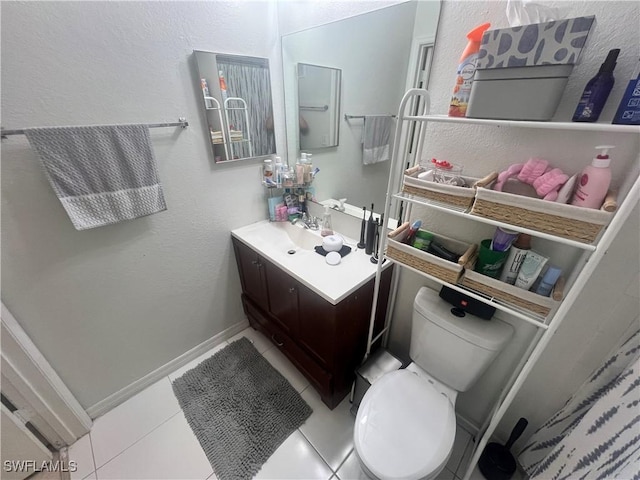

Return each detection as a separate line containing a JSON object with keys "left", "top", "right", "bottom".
{"left": 67, "top": 327, "right": 487, "bottom": 480}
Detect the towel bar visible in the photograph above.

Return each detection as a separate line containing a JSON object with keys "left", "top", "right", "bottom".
{"left": 344, "top": 114, "right": 396, "bottom": 121}
{"left": 1, "top": 118, "right": 189, "bottom": 138}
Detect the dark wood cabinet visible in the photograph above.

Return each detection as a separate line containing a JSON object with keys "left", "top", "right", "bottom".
{"left": 232, "top": 236, "right": 392, "bottom": 409}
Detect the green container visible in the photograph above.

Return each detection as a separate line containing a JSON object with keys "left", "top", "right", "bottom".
{"left": 412, "top": 230, "right": 434, "bottom": 252}
{"left": 475, "top": 239, "right": 509, "bottom": 278}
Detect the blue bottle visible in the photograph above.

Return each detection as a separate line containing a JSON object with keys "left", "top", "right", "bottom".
{"left": 573, "top": 49, "right": 620, "bottom": 122}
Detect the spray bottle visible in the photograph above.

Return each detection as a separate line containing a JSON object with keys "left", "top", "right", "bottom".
{"left": 448, "top": 23, "right": 491, "bottom": 117}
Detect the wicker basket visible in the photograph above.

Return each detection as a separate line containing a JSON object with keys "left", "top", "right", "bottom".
{"left": 470, "top": 187, "right": 612, "bottom": 244}
{"left": 402, "top": 167, "right": 495, "bottom": 210}
{"left": 385, "top": 225, "right": 476, "bottom": 284}
{"left": 460, "top": 256, "right": 559, "bottom": 317}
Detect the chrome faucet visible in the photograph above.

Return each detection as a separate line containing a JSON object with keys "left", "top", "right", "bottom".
{"left": 291, "top": 212, "right": 319, "bottom": 230}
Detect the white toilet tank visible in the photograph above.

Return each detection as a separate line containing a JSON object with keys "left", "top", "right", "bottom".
{"left": 410, "top": 287, "right": 513, "bottom": 392}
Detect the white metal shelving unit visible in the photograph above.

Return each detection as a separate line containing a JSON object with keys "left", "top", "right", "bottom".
{"left": 365, "top": 88, "right": 640, "bottom": 480}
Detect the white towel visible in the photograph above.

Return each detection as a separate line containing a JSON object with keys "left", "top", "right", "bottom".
{"left": 362, "top": 116, "right": 392, "bottom": 165}
{"left": 25, "top": 124, "right": 166, "bottom": 230}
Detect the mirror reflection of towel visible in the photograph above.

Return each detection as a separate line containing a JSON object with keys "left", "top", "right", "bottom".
{"left": 362, "top": 116, "right": 392, "bottom": 165}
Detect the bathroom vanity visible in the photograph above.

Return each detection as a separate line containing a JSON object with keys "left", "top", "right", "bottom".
{"left": 231, "top": 221, "right": 393, "bottom": 409}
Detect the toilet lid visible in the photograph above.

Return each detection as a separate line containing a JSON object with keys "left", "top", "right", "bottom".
{"left": 354, "top": 370, "right": 456, "bottom": 480}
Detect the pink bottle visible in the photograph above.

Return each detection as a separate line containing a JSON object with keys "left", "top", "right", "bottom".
{"left": 571, "top": 146, "right": 614, "bottom": 209}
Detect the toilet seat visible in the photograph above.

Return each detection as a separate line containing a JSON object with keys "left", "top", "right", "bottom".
{"left": 354, "top": 369, "right": 456, "bottom": 480}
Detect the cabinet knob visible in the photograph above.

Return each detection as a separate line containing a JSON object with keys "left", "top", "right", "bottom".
{"left": 288, "top": 287, "right": 296, "bottom": 294}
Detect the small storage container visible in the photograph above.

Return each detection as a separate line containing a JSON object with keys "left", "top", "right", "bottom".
{"left": 460, "top": 253, "right": 562, "bottom": 318}
{"left": 402, "top": 166, "right": 496, "bottom": 210}
{"left": 386, "top": 223, "right": 476, "bottom": 284}
{"left": 470, "top": 186, "right": 612, "bottom": 244}
{"left": 467, "top": 16, "right": 595, "bottom": 121}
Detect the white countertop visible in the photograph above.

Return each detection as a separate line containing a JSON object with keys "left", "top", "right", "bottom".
{"left": 231, "top": 220, "right": 390, "bottom": 305}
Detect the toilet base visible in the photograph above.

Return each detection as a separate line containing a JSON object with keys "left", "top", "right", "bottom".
{"left": 354, "top": 446, "right": 450, "bottom": 480}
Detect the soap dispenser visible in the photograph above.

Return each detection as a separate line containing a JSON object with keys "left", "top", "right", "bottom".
{"left": 321, "top": 205, "right": 334, "bottom": 237}
{"left": 571, "top": 145, "right": 614, "bottom": 209}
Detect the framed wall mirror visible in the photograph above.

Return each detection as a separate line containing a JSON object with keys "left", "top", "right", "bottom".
{"left": 281, "top": 0, "right": 441, "bottom": 216}
{"left": 194, "top": 50, "right": 276, "bottom": 163}
{"left": 297, "top": 63, "right": 342, "bottom": 150}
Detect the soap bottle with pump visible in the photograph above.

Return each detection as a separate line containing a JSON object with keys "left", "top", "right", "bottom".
{"left": 573, "top": 49, "right": 620, "bottom": 122}
{"left": 571, "top": 146, "right": 614, "bottom": 209}
{"left": 321, "top": 205, "right": 334, "bottom": 237}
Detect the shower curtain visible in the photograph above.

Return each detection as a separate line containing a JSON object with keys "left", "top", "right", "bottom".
{"left": 218, "top": 58, "right": 275, "bottom": 159}
{"left": 518, "top": 326, "right": 640, "bottom": 480}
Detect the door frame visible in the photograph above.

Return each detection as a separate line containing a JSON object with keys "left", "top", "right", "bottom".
{"left": 1, "top": 304, "right": 92, "bottom": 449}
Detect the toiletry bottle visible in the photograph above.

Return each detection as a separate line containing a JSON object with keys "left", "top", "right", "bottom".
{"left": 219, "top": 70, "right": 228, "bottom": 103}
{"left": 571, "top": 146, "right": 614, "bottom": 209}
{"left": 613, "top": 57, "right": 640, "bottom": 125}
{"left": 448, "top": 23, "right": 491, "bottom": 118}
{"left": 321, "top": 205, "right": 334, "bottom": 237}
{"left": 499, "top": 234, "right": 531, "bottom": 285}
{"left": 274, "top": 156, "right": 283, "bottom": 187}
{"left": 296, "top": 153, "right": 306, "bottom": 185}
{"left": 515, "top": 251, "right": 548, "bottom": 290}
{"left": 365, "top": 204, "right": 376, "bottom": 254}
{"left": 263, "top": 159, "right": 273, "bottom": 183}
{"left": 200, "top": 78, "right": 211, "bottom": 108}
{"left": 535, "top": 265, "right": 562, "bottom": 297}
{"left": 573, "top": 49, "right": 620, "bottom": 122}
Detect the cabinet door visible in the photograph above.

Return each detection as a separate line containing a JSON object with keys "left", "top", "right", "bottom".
{"left": 264, "top": 261, "right": 299, "bottom": 336}
{"left": 297, "top": 283, "right": 336, "bottom": 369}
{"left": 232, "top": 239, "right": 269, "bottom": 311}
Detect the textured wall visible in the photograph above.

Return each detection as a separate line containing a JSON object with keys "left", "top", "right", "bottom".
{"left": 1, "top": 1, "right": 284, "bottom": 410}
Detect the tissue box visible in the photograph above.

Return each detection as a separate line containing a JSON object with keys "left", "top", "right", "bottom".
{"left": 467, "top": 16, "right": 595, "bottom": 121}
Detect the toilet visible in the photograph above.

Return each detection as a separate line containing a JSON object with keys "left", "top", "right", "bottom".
{"left": 354, "top": 287, "right": 514, "bottom": 480}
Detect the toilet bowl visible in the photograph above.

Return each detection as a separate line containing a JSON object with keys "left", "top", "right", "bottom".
{"left": 353, "top": 287, "right": 514, "bottom": 480}
{"left": 354, "top": 364, "right": 456, "bottom": 480}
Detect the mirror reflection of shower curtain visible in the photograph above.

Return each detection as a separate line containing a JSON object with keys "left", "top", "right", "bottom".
{"left": 218, "top": 58, "right": 275, "bottom": 158}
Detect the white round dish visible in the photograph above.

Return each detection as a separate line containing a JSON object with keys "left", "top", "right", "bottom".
{"left": 325, "top": 251, "right": 341, "bottom": 265}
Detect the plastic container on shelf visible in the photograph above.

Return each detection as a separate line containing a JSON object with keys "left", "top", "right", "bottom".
{"left": 402, "top": 165, "right": 497, "bottom": 210}
{"left": 386, "top": 223, "right": 476, "bottom": 285}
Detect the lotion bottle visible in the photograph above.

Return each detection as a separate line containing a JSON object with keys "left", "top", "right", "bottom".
{"left": 571, "top": 145, "right": 614, "bottom": 209}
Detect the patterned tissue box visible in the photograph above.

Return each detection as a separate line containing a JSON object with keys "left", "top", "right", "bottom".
{"left": 477, "top": 16, "right": 596, "bottom": 70}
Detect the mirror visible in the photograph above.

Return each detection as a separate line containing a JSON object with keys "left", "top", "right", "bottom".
{"left": 194, "top": 50, "right": 276, "bottom": 163}
{"left": 282, "top": 0, "right": 441, "bottom": 215}
{"left": 297, "top": 63, "right": 342, "bottom": 150}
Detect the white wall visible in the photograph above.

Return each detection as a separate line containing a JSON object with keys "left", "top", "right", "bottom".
{"left": 0, "top": 1, "right": 285, "bottom": 411}
{"left": 387, "top": 0, "right": 640, "bottom": 443}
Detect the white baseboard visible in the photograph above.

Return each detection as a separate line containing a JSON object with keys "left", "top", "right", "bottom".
{"left": 86, "top": 320, "right": 249, "bottom": 419}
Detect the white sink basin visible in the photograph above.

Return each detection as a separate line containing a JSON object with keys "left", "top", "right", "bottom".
{"left": 231, "top": 220, "right": 390, "bottom": 305}
{"left": 271, "top": 222, "right": 321, "bottom": 251}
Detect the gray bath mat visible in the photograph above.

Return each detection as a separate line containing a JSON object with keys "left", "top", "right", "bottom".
{"left": 172, "top": 337, "right": 312, "bottom": 480}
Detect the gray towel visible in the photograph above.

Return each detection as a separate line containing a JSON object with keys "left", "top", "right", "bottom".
{"left": 25, "top": 124, "right": 166, "bottom": 230}
{"left": 362, "top": 115, "right": 392, "bottom": 165}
